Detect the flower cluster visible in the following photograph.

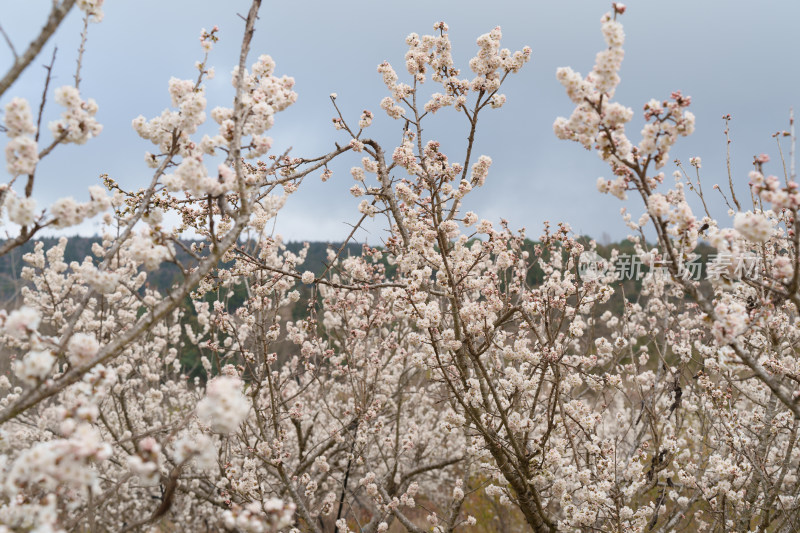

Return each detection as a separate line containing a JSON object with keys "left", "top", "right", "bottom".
{"left": 733, "top": 210, "right": 772, "bottom": 242}
{"left": 377, "top": 22, "right": 530, "bottom": 122}
{"left": 77, "top": 0, "right": 105, "bottom": 22}
{"left": 49, "top": 86, "right": 102, "bottom": 145}
{"left": 4, "top": 98, "right": 38, "bottom": 176}
{"left": 196, "top": 375, "right": 249, "bottom": 434}
{"left": 554, "top": 11, "right": 694, "bottom": 172}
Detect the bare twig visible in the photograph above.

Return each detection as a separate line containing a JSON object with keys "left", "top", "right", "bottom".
{"left": 724, "top": 115, "right": 741, "bottom": 211}
{"left": 74, "top": 13, "right": 89, "bottom": 89}
{"left": 0, "top": 23, "right": 18, "bottom": 59}
{"left": 34, "top": 47, "right": 57, "bottom": 144}
{"left": 789, "top": 108, "right": 797, "bottom": 181}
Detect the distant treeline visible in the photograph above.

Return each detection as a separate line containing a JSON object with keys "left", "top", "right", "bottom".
{"left": 0, "top": 235, "right": 720, "bottom": 377}
{"left": 0, "top": 235, "right": 717, "bottom": 309}
{"left": 0, "top": 237, "right": 364, "bottom": 306}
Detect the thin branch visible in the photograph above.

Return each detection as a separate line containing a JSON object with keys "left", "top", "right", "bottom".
{"left": 74, "top": 13, "right": 89, "bottom": 90}
{"left": 0, "top": 23, "right": 18, "bottom": 59}
{"left": 724, "top": 115, "right": 741, "bottom": 211}
{"left": 34, "top": 46, "right": 57, "bottom": 144}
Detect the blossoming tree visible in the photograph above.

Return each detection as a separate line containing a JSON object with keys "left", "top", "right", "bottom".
{"left": 2, "top": 1, "right": 800, "bottom": 533}
{"left": 553, "top": 3, "right": 800, "bottom": 531}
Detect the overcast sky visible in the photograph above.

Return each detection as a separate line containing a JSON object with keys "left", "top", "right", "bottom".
{"left": 1, "top": 1, "right": 797, "bottom": 245}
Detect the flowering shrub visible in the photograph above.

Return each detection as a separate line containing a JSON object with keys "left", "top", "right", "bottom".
{"left": 1, "top": 2, "right": 800, "bottom": 533}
